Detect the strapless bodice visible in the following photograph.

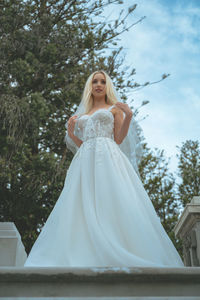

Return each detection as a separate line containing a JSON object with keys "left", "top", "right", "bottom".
{"left": 76, "top": 106, "right": 115, "bottom": 142}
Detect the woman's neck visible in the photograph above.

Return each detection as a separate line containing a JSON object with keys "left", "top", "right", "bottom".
{"left": 92, "top": 98, "right": 107, "bottom": 108}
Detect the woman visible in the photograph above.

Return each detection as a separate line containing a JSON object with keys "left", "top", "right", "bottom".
{"left": 24, "top": 70, "right": 184, "bottom": 268}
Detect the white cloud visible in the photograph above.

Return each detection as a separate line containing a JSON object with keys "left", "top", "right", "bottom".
{"left": 100, "top": 0, "right": 200, "bottom": 174}
{"left": 108, "top": 0, "right": 200, "bottom": 173}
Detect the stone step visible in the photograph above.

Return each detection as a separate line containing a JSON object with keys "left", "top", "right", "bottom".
{"left": 0, "top": 266, "right": 200, "bottom": 298}
{"left": 2, "top": 298, "right": 200, "bottom": 300}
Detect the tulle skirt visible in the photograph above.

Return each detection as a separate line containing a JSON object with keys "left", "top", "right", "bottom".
{"left": 24, "top": 137, "right": 184, "bottom": 268}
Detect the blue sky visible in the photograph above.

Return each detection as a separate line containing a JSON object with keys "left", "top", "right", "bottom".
{"left": 103, "top": 0, "right": 200, "bottom": 174}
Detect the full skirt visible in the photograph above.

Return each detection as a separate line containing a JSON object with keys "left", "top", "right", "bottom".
{"left": 24, "top": 137, "right": 184, "bottom": 268}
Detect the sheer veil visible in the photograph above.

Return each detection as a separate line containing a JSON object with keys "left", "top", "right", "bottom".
{"left": 64, "top": 81, "right": 144, "bottom": 177}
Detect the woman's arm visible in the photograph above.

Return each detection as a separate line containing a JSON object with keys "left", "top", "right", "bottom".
{"left": 69, "top": 133, "right": 83, "bottom": 148}
{"left": 113, "top": 103, "right": 133, "bottom": 145}
{"left": 67, "top": 115, "right": 83, "bottom": 148}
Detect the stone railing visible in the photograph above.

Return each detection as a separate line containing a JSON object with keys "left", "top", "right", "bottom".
{"left": 0, "top": 266, "right": 200, "bottom": 298}
{"left": 174, "top": 196, "right": 200, "bottom": 267}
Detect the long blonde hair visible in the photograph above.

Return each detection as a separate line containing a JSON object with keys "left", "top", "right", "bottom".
{"left": 80, "top": 70, "right": 118, "bottom": 114}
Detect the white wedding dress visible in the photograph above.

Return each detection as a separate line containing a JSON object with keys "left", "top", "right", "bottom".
{"left": 24, "top": 105, "right": 184, "bottom": 268}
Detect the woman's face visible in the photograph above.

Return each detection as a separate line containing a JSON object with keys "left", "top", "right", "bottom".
{"left": 91, "top": 73, "right": 106, "bottom": 99}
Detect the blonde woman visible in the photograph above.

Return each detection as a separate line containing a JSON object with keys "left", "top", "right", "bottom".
{"left": 24, "top": 71, "right": 184, "bottom": 268}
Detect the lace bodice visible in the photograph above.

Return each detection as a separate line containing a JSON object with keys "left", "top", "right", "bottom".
{"left": 76, "top": 106, "right": 115, "bottom": 143}
{"left": 65, "top": 104, "right": 142, "bottom": 176}
{"left": 65, "top": 105, "right": 115, "bottom": 153}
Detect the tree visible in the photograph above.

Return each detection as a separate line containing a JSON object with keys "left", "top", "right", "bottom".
{"left": 0, "top": 0, "right": 169, "bottom": 253}
{"left": 0, "top": 0, "right": 148, "bottom": 252}
{"left": 176, "top": 140, "right": 200, "bottom": 207}
{"left": 139, "top": 142, "right": 182, "bottom": 254}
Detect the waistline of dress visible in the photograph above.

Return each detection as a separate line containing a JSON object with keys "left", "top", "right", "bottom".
{"left": 83, "top": 136, "right": 114, "bottom": 144}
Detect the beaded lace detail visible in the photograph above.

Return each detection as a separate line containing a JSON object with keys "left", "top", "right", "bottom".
{"left": 65, "top": 104, "right": 142, "bottom": 176}
{"left": 76, "top": 106, "right": 115, "bottom": 143}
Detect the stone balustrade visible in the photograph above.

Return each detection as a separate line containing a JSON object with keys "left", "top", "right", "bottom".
{"left": 0, "top": 222, "right": 27, "bottom": 267}
{"left": 174, "top": 196, "right": 200, "bottom": 266}
{"left": 0, "top": 266, "right": 200, "bottom": 298}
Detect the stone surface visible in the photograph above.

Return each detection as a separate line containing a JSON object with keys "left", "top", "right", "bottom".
{"left": 2, "top": 296, "right": 199, "bottom": 300}
{"left": 174, "top": 196, "right": 200, "bottom": 266}
{"left": 0, "top": 222, "right": 27, "bottom": 267}
{"left": 0, "top": 266, "right": 200, "bottom": 298}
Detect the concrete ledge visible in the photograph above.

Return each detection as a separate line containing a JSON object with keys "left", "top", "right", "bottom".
{"left": 0, "top": 266, "right": 200, "bottom": 298}
{"left": 174, "top": 205, "right": 200, "bottom": 238}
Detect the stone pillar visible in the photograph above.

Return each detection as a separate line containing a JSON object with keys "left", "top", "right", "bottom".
{"left": 173, "top": 196, "right": 200, "bottom": 266}
{"left": 0, "top": 222, "right": 27, "bottom": 266}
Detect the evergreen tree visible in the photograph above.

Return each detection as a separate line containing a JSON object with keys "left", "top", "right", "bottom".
{"left": 0, "top": 0, "right": 146, "bottom": 252}
{"left": 176, "top": 140, "right": 200, "bottom": 207}
{"left": 139, "top": 142, "right": 182, "bottom": 254}
{"left": 0, "top": 0, "right": 169, "bottom": 253}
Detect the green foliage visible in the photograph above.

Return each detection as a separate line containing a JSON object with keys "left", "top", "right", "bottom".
{"left": 0, "top": 0, "right": 179, "bottom": 257}
{"left": 176, "top": 140, "right": 200, "bottom": 207}
{"left": 139, "top": 143, "right": 183, "bottom": 255}
{"left": 0, "top": 0, "right": 144, "bottom": 253}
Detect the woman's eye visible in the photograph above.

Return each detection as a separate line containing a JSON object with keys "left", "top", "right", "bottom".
{"left": 92, "top": 80, "right": 106, "bottom": 84}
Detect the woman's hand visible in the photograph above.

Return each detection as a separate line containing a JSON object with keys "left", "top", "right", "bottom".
{"left": 115, "top": 102, "right": 133, "bottom": 118}
{"left": 67, "top": 115, "right": 78, "bottom": 138}
{"left": 113, "top": 102, "right": 133, "bottom": 145}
